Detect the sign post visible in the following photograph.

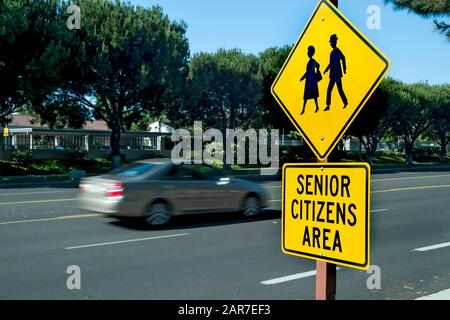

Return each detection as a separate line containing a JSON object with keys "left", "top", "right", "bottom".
{"left": 282, "top": 163, "right": 371, "bottom": 298}
{"left": 317, "top": 0, "right": 337, "bottom": 302}
{"left": 273, "top": 0, "right": 389, "bottom": 300}
{"left": 316, "top": 258, "right": 336, "bottom": 300}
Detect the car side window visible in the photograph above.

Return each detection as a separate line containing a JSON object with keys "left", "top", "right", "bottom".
{"left": 184, "top": 164, "right": 221, "bottom": 180}
{"left": 164, "top": 166, "right": 201, "bottom": 181}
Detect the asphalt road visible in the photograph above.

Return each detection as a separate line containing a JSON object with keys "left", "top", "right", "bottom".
{"left": 0, "top": 171, "right": 450, "bottom": 300}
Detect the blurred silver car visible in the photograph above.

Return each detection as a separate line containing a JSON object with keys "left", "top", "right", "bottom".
{"left": 78, "top": 159, "right": 269, "bottom": 225}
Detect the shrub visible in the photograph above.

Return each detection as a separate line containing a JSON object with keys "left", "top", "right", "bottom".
{"left": 32, "top": 160, "right": 67, "bottom": 174}
{"left": 64, "top": 149, "right": 87, "bottom": 160}
{"left": 11, "top": 150, "right": 33, "bottom": 167}
{"left": 414, "top": 146, "right": 440, "bottom": 161}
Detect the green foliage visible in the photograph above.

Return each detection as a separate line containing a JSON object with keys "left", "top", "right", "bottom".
{"left": 279, "top": 145, "right": 316, "bottom": 164}
{"left": 384, "top": 0, "right": 450, "bottom": 39}
{"left": 372, "top": 150, "right": 405, "bottom": 164}
{"left": 414, "top": 146, "right": 440, "bottom": 161}
{"left": 64, "top": 149, "right": 87, "bottom": 160}
{"left": 71, "top": 0, "right": 189, "bottom": 160}
{"left": 385, "top": 0, "right": 450, "bottom": 16}
{"left": 180, "top": 49, "right": 263, "bottom": 130}
{"left": 383, "top": 80, "right": 438, "bottom": 164}
{"left": 345, "top": 79, "right": 448, "bottom": 164}
{"left": 11, "top": 150, "right": 33, "bottom": 166}
{"left": 1, "top": 0, "right": 190, "bottom": 165}
{"left": 257, "top": 46, "right": 294, "bottom": 130}
{"left": 0, "top": 0, "right": 93, "bottom": 126}
{"left": 33, "top": 160, "right": 67, "bottom": 174}
{"left": 346, "top": 79, "right": 392, "bottom": 163}
{"left": 1, "top": 157, "right": 111, "bottom": 176}
{"left": 425, "top": 85, "right": 450, "bottom": 144}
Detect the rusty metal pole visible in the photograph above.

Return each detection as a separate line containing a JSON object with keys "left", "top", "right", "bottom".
{"left": 315, "top": 0, "right": 338, "bottom": 301}
{"left": 315, "top": 262, "right": 336, "bottom": 299}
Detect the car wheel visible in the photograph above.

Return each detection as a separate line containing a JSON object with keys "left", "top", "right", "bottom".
{"left": 144, "top": 202, "right": 172, "bottom": 226}
{"left": 242, "top": 195, "right": 260, "bottom": 217}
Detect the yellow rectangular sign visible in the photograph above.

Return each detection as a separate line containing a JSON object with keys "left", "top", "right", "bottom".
{"left": 272, "top": 0, "right": 390, "bottom": 160}
{"left": 282, "top": 163, "right": 370, "bottom": 270}
{"left": 3, "top": 128, "right": 9, "bottom": 137}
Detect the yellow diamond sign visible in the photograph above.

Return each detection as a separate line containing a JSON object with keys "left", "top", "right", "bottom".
{"left": 272, "top": 0, "right": 390, "bottom": 160}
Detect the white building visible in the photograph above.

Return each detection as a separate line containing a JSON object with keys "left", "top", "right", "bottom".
{"left": 148, "top": 120, "right": 174, "bottom": 134}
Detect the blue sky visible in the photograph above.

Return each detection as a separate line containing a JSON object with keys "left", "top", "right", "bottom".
{"left": 131, "top": 0, "right": 449, "bottom": 84}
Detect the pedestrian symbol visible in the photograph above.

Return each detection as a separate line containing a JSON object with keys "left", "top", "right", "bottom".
{"left": 300, "top": 46, "right": 321, "bottom": 114}
{"left": 324, "top": 34, "right": 348, "bottom": 111}
{"left": 272, "top": 0, "right": 390, "bottom": 160}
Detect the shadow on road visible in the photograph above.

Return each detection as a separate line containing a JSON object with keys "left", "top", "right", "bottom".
{"left": 107, "top": 209, "right": 281, "bottom": 231}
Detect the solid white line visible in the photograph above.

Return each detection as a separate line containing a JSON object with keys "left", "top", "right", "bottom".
{"left": 413, "top": 242, "right": 450, "bottom": 252}
{"left": 65, "top": 233, "right": 189, "bottom": 250}
{"left": 261, "top": 268, "right": 341, "bottom": 285}
{"left": 261, "top": 271, "right": 316, "bottom": 285}
{"left": 416, "top": 289, "right": 450, "bottom": 300}
{"left": 0, "top": 191, "right": 66, "bottom": 196}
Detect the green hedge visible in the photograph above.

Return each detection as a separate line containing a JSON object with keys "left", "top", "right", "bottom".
{"left": 0, "top": 158, "right": 111, "bottom": 176}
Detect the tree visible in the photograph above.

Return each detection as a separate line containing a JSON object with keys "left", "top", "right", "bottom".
{"left": 346, "top": 79, "right": 392, "bottom": 164}
{"left": 88, "top": 1, "right": 188, "bottom": 166}
{"left": 384, "top": 0, "right": 450, "bottom": 39}
{"left": 0, "top": 0, "right": 28, "bottom": 124}
{"left": 0, "top": 0, "right": 93, "bottom": 127}
{"left": 184, "top": 49, "right": 263, "bottom": 131}
{"left": 0, "top": 1, "right": 58, "bottom": 124}
{"left": 257, "top": 46, "right": 295, "bottom": 131}
{"left": 385, "top": 81, "right": 435, "bottom": 165}
{"left": 31, "top": 0, "right": 189, "bottom": 166}
{"left": 425, "top": 84, "right": 450, "bottom": 162}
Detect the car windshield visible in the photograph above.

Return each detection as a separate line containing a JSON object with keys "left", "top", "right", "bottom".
{"left": 111, "top": 162, "right": 161, "bottom": 177}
